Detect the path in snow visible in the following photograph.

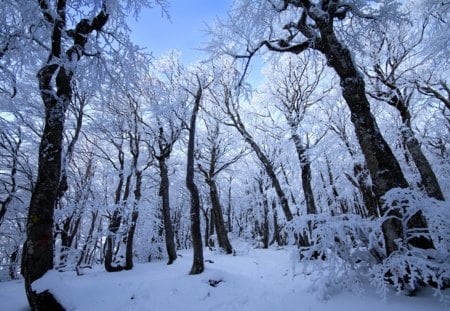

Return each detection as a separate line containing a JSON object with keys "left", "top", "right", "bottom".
{"left": 0, "top": 245, "right": 448, "bottom": 311}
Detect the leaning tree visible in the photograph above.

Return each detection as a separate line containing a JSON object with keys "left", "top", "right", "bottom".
{"left": 208, "top": 0, "right": 433, "bottom": 257}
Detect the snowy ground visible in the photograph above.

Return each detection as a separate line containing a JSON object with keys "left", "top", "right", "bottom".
{"left": 1, "top": 244, "right": 448, "bottom": 311}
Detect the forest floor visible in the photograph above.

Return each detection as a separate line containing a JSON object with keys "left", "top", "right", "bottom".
{"left": 1, "top": 241, "right": 448, "bottom": 311}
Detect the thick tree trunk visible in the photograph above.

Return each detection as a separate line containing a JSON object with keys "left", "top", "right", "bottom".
{"left": 317, "top": 25, "right": 408, "bottom": 256}
{"left": 186, "top": 85, "right": 204, "bottom": 275}
{"left": 208, "top": 180, "right": 233, "bottom": 254}
{"left": 21, "top": 5, "right": 108, "bottom": 308}
{"left": 21, "top": 64, "right": 69, "bottom": 311}
{"left": 158, "top": 157, "right": 177, "bottom": 264}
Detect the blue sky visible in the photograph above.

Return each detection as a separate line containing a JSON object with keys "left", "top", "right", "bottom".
{"left": 129, "top": 0, "right": 232, "bottom": 64}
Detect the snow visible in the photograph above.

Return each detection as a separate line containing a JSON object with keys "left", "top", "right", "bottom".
{"left": 1, "top": 245, "right": 447, "bottom": 311}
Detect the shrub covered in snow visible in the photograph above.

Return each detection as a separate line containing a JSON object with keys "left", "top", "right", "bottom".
{"left": 290, "top": 189, "right": 450, "bottom": 302}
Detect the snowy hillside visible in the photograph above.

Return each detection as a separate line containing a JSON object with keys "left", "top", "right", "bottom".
{"left": 1, "top": 244, "right": 447, "bottom": 311}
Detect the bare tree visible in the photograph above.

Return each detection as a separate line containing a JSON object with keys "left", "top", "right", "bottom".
{"left": 186, "top": 76, "right": 205, "bottom": 275}
{"left": 21, "top": 2, "right": 108, "bottom": 308}
{"left": 210, "top": 0, "right": 415, "bottom": 257}
{"left": 210, "top": 75, "right": 293, "bottom": 221}
{"left": 267, "top": 53, "right": 330, "bottom": 216}
{"left": 153, "top": 125, "right": 179, "bottom": 264}
{"left": 364, "top": 24, "right": 445, "bottom": 201}
{"left": 197, "top": 120, "right": 246, "bottom": 254}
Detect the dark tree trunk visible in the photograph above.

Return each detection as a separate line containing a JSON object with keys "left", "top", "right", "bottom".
{"left": 208, "top": 180, "right": 233, "bottom": 254}
{"left": 104, "top": 208, "right": 124, "bottom": 272}
{"left": 257, "top": 179, "right": 270, "bottom": 249}
{"left": 227, "top": 182, "right": 233, "bottom": 233}
{"left": 389, "top": 98, "right": 445, "bottom": 201}
{"left": 21, "top": 64, "right": 69, "bottom": 310}
{"left": 354, "top": 163, "right": 378, "bottom": 217}
{"left": 158, "top": 157, "right": 177, "bottom": 264}
{"left": 292, "top": 134, "right": 317, "bottom": 215}
{"left": 370, "top": 71, "right": 442, "bottom": 250}
{"left": 124, "top": 170, "right": 143, "bottom": 270}
{"left": 104, "top": 169, "right": 126, "bottom": 272}
{"left": 319, "top": 34, "right": 408, "bottom": 197}
{"left": 57, "top": 212, "right": 82, "bottom": 270}
{"left": 203, "top": 208, "right": 212, "bottom": 247}
{"left": 316, "top": 23, "right": 408, "bottom": 256}
{"left": 270, "top": 201, "right": 283, "bottom": 246}
{"left": 124, "top": 209, "right": 139, "bottom": 270}
{"left": 0, "top": 130, "right": 20, "bottom": 229}
{"left": 77, "top": 211, "right": 98, "bottom": 269}
{"left": 335, "top": 124, "right": 378, "bottom": 217}
{"left": 21, "top": 4, "right": 108, "bottom": 309}
{"left": 186, "top": 84, "right": 204, "bottom": 275}
{"left": 291, "top": 135, "right": 317, "bottom": 249}
{"left": 9, "top": 248, "right": 19, "bottom": 280}
{"left": 402, "top": 126, "right": 444, "bottom": 200}
{"left": 105, "top": 145, "right": 135, "bottom": 272}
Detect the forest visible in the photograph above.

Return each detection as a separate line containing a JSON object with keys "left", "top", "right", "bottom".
{"left": 0, "top": 1, "right": 449, "bottom": 310}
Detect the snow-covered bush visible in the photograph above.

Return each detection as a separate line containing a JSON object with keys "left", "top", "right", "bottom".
{"left": 290, "top": 188, "right": 450, "bottom": 302}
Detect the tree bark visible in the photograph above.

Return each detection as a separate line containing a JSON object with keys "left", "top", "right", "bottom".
{"left": 208, "top": 180, "right": 233, "bottom": 254}
{"left": 389, "top": 97, "right": 445, "bottom": 201}
{"left": 292, "top": 134, "right": 317, "bottom": 215}
{"left": 104, "top": 162, "right": 126, "bottom": 272}
{"left": 77, "top": 211, "right": 98, "bottom": 269}
{"left": 315, "top": 21, "right": 408, "bottom": 256}
{"left": 401, "top": 126, "right": 444, "bottom": 200}
{"left": 124, "top": 169, "right": 143, "bottom": 270}
{"left": 256, "top": 178, "right": 270, "bottom": 249}
{"left": 186, "top": 84, "right": 204, "bottom": 275}
{"left": 22, "top": 3, "right": 108, "bottom": 308}
{"left": 21, "top": 63, "right": 68, "bottom": 310}
{"left": 158, "top": 157, "right": 177, "bottom": 264}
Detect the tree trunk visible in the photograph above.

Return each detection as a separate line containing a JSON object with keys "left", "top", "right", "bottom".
{"left": 104, "top": 208, "right": 123, "bottom": 272}
{"left": 57, "top": 211, "right": 82, "bottom": 270}
{"left": 270, "top": 201, "right": 283, "bottom": 246}
{"left": 203, "top": 207, "right": 212, "bottom": 247}
{"left": 227, "top": 181, "right": 233, "bottom": 233}
{"left": 208, "top": 180, "right": 233, "bottom": 254}
{"left": 317, "top": 25, "right": 408, "bottom": 256}
{"left": 158, "top": 157, "right": 177, "bottom": 264}
{"left": 354, "top": 163, "right": 378, "bottom": 217}
{"left": 124, "top": 209, "right": 139, "bottom": 270}
{"left": 77, "top": 211, "right": 98, "bottom": 269}
{"left": 186, "top": 84, "right": 204, "bottom": 275}
{"left": 105, "top": 150, "right": 133, "bottom": 272}
{"left": 257, "top": 179, "right": 270, "bottom": 249}
{"left": 21, "top": 64, "right": 69, "bottom": 311}
{"left": 292, "top": 134, "right": 317, "bottom": 215}
{"left": 21, "top": 5, "right": 108, "bottom": 308}
{"left": 401, "top": 123, "right": 444, "bottom": 201}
